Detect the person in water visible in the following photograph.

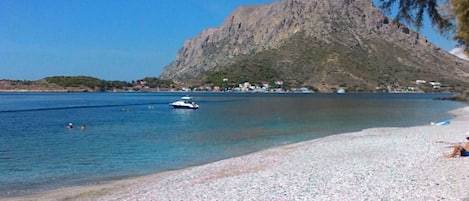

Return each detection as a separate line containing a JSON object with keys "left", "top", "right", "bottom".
{"left": 81, "top": 124, "right": 86, "bottom": 130}
{"left": 446, "top": 134, "right": 469, "bottom": 157}
{"left": 67, "top": 123, "right": 73, "bottom": 129}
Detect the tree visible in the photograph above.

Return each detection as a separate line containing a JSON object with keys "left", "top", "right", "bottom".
{"left": 452, "top": 0, "right": 469, "bottom": 54}
{"left": 377, "top": 0, "right": 468, "bottom": 54}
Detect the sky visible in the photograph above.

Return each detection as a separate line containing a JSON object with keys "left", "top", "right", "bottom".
{"left": 0, "top": 0, "right": 465, "bottom": 81}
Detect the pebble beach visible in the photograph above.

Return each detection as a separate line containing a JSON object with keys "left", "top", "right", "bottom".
{"left": 3, "top": 106, "right": 469, "bottom": 201}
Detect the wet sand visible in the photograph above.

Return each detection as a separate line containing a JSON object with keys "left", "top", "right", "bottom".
{"left": 3, "top": 107, "right": 469, "bottom": 201}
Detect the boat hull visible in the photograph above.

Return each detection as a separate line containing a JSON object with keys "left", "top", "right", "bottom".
{"left": 170, "top": 96, "right": 199, "bottom": 109}
{"left": 170, "top": 100, "right": 199, "bottom": 109}
{"left": 171, "top": 104, "right": 199, "bottom": 109}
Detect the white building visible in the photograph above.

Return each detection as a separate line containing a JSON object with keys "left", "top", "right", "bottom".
{"left": 416, "top": 80, "right": 426, "bottom": 84}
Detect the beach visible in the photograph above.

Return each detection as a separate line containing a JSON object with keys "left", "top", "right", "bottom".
{"left": 3, "top": 106, "right": 469, "bottom": 201}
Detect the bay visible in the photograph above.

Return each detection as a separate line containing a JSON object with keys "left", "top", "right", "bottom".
{"left": 0, "top": 92, "right": 464, "bottom": 197}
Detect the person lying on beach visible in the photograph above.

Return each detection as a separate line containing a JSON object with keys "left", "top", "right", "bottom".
{"left": 445, "top": 135, "right": 469, "bottom": 158}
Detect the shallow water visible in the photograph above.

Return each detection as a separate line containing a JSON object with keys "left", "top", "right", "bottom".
{"left": 0, "top": 92, "right": 464, "bottom": 197}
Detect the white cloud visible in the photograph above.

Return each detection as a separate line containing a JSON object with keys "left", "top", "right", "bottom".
{"left": 449, "top": 47, "right": 469, "bottom": 61}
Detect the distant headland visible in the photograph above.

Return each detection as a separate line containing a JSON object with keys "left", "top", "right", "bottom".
{"left": 1, "top": 75, "right": 468, "bottom": 102}
{"left": 0, "top": 76, "right": 174, "bottom": 92}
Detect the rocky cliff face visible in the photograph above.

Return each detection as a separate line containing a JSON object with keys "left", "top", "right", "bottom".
{"left": 160, "top": 0, "right": 469, "bottom": 90}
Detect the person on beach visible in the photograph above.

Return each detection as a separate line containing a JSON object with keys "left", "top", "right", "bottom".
{"left": 446, "top": 134, "right": 469, "bottom": 158}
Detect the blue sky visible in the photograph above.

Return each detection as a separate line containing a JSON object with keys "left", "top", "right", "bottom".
{"left": 0, "top": 0, "right": 459, "bottom": 81}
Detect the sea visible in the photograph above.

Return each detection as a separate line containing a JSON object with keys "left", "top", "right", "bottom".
{"left": 0, "top": 92, "right": 465, "bottom": 197}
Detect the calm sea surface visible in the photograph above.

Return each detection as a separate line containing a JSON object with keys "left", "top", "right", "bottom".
{"left": 0, "top": 92, "right": 465, "bottom": 197}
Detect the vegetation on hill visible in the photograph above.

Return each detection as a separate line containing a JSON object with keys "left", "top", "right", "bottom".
{"left": 45, "top": 76, "right": 104, "bottom": 88}
{"left": 140, "top": 77, "right": 174, "bottom": 88}
{"left": 203, "top": 31, "right": 469, "bottom": 92}
{"left": 0, "top": 76, "right": 174, "bottom": 92}
{"left": 204, "top": 58, "right": 279, "bottom": 89}
{"left": 45, "top": 76, "right": 132, "bottom": 91}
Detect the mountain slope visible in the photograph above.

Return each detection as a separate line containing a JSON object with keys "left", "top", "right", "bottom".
{"left": 160, "top": 0, "right": 469, "bottom": 92}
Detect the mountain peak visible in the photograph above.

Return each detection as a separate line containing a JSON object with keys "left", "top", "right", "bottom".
{"left": 160, "top": 0, "right": 469, "bottom": 92}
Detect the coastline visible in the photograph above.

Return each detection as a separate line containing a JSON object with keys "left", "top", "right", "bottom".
{"left": 2, "top": 106, "right": 469, "bottom": 200}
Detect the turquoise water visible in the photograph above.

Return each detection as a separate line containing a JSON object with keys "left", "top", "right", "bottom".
{"left": 0, "top": 92, "right": 464, "bottom": 197}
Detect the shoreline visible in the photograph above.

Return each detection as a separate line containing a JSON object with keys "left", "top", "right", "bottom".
{"left": 2, "top": 106, "right": 469, "bottom": 200}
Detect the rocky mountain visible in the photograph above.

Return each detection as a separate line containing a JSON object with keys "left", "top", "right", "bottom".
{"left": 160, "top": 0, "right": 469, "bottom": 92}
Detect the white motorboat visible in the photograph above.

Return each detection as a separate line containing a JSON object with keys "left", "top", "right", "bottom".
{"left": 170, "top": 96, "right": 199, "bottom": 109}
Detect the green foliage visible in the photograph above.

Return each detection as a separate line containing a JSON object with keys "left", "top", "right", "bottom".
{"left": 377, "top": 0, "right": 454, "bottom": 33}
{"left": 306, "top": 85, "right": 319, "bottom": 92}
{"left": 102, "top": 80, "right": 133, "bottom": 90}
{"left": 44, "top": 76, "right": 136, "bottom": 91}
{"left": 377, "top": 0, "right": 468, "bottom": 54}
{"left": 2, "top": 76, "right": 178, "bottom": 92}
{"left": 453, "top": 0, "right": 469, "bottom": 53}
{"left": 204, "top": 60, "right": 279, "bottom": 87}
{"left": 141, "top": 77, "right": 174, "bottom": 88}
{"left": 45, "top": 76, "right": 104, "bottom": 88}
{"left": 11, "top": 80, "right": 33, "bottom": 85}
